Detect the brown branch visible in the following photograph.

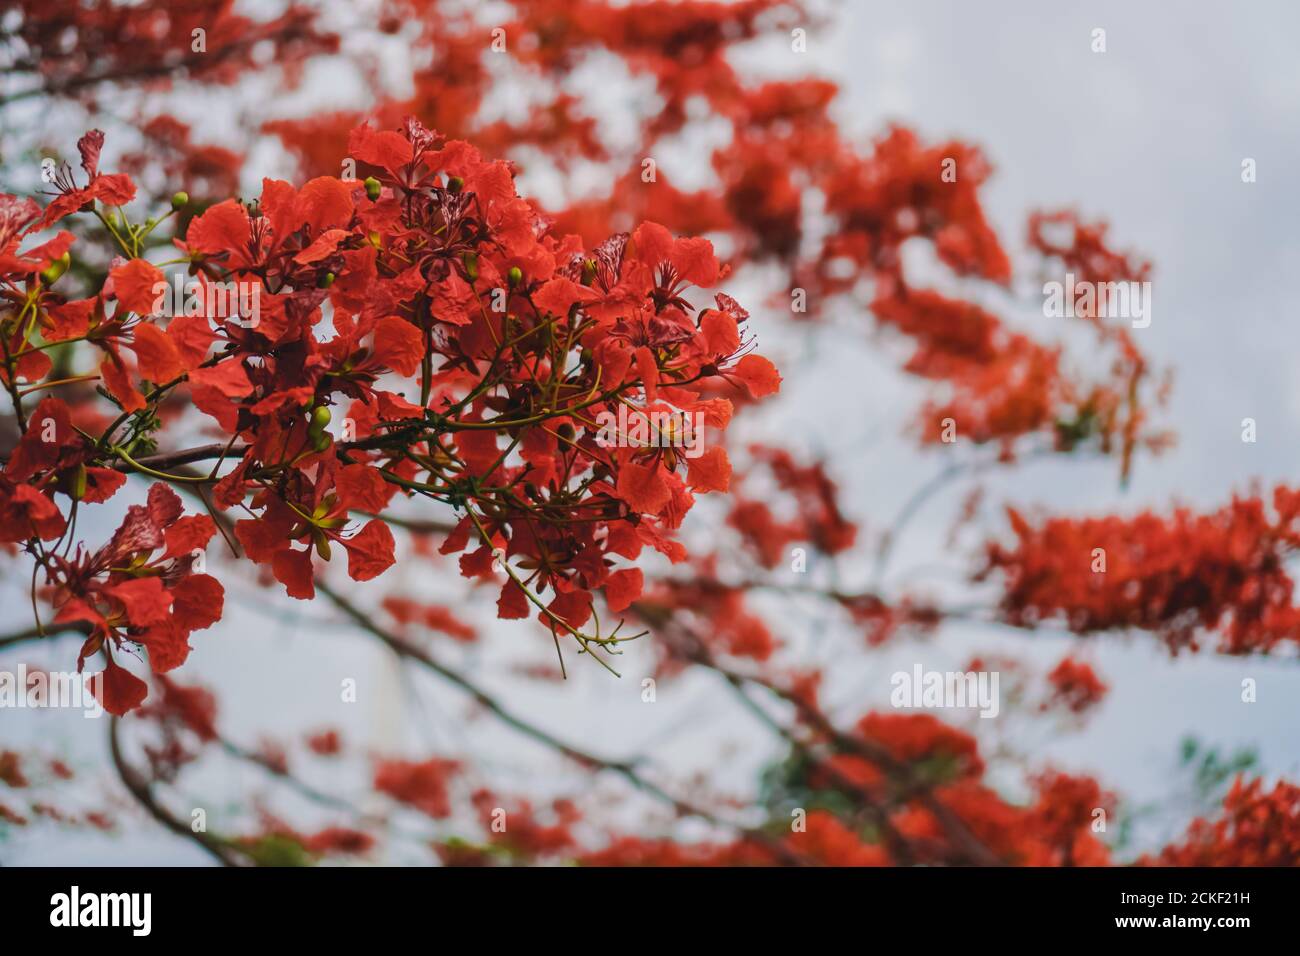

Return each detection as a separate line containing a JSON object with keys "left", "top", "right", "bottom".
{"left": 638, "top": 603, "right": 1004, "bottom": 866}
{"left": 316, "top": 579, "right": 808, "bottom": 865}
{"left": 708, "top": 661, "right": 918, "bottom": 866}
{"left": 108, "top": 715, "right": 246, "bottom": 867}
{"left": 0, "top": 621, "right": 89, "bottom": 652}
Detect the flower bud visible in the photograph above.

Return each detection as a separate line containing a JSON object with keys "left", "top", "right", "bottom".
{"left": 317, "top": 271, "right": 336, "bottom": 289}
{"left": 171, "top": 191, "right": 189, "bottom": 210}
{"left": 447, "top": 176, "right": 464, "bottom": 193}
{"left": 40, "top": 252, "right": 71, "bottom": 285}
{"left": 364, "top": 177, "right": 382, "bottom": 201}
{"left": 310, "top": 405, "right": 332, "bottom": 431}
{"left": 71, "top": 463, "right": 88, "bottom": 501}
{"left": 507, "top": 266, "right": 523, "bottom": 288}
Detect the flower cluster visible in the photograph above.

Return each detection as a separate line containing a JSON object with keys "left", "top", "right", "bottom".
{"left": 0, "top": 121, "right": 778, "bottom": 711}
{"left": 982, "top": 488, "right": 1300, "bottom": 654}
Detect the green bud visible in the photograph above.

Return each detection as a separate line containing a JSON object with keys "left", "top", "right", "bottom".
{"left": 507, "top": 266, "right": 523, "bottom": 288}
{"left": 317, "top": 271, "right": 336, "bottom": 289}
{"left": 71, "top": 463, "right": 88, "bottom": 501}
{"left": 171, "top": 191, "right": 189, "bottom": 210}
{"left": 39, "top": 252, "right": 71, "bottom": 285}
{"left": 364, "top": 177, "right": 382, "bottom": 201}
{"left": 310, "top": 405, "right": 332, "bottom": 430}
{"left": 447, "top": 176, "right": 464, "bottom": 194}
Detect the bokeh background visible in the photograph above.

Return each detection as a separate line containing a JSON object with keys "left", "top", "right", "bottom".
{"left": 2, "top": 0, "right": 1298, "bottom": 863}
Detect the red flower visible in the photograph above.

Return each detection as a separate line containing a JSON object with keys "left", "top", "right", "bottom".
{"left": 1043, "top": 657, "right": 1109, "bottom": 714}
{"left": 34, "top": 130, "right": 136, "bottom": 231}
{"left": 373, "top": 757, "right": 460, "bottom": 819}
{"left": 45, "top": 483, "right": 224, "bottom": 715}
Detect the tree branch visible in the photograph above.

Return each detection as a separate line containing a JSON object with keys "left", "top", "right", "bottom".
{"left": 108, "top": 715, "right": 246, "bottom": 867}
{"left": 316, "top": 579, "right": 808, "bottom": 864}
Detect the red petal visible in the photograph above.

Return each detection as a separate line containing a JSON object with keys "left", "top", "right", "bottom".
{"left": 80, "top": 467, "right": 127, "bottom": 504}
{"left": 163, "top": 514, "right": 217, "bottom": 559}
{"left": 732, "top": 354, "right": 782, "bottom": 398}
{"left": 634, "top": 346, "right": 659, "bottom": 401}
{"left": 94, "top": 659, "right": 148, "bottom": 716}
{"left": 13, "top": 348, "right": 50, "bottom": 383}
{"left": 670, "top": 236, "right": 718, "bottom": 287}
{"left": 139, "top": 621, "right": 191, "bottom": 673}
{"left": 615, "top": 460, "right": 671, "bottom": 515}
{"left": 146, "top": 482, "right": 184, "bottom": 527}
{"left": 44, "top": 298, "right": 94, "bottom": 342}
{"left": 0, "top": 483, "right": 65, "bottom": 541}
{"left": 189, "top": 360, "right": 253, "bottom": 398}
{"left": 533, "top": 277, "right": 600, "bottom": 317}
{"left": 632, "top": 221, "right": 673, "bottom": 266}
{"left": 296, "top": 176, "right": 355, "bottom": 234}
{"left": 497, "top": 578, "right": 530, "bottom": 619}
{"left": 108, "top": 577, "right": 171, "bottom": 627}
{"left": 234, "top": 518, "right": 286, "bottom": 563}
{"left": 342, "top": 520, "right": 396, "bottom": 581}
{"left": 546, "top": 589, "right": 592, "bottom": 630}
{"left": 129, "top": 321, "right": 182, "bottom": 382}
{"left": 99, "top": 353, "right": 145, "bottom": 412}
{"left": 5, "top": 396, "right": 74, "bottom": 480}
{"left": 171, "top": 573, "right": 225, "bottom": 634}
{"left": 371, "top": 316, "right": 424, "bottom": 377}
{"left": 92, "top": 174, "right": 136, "bottom": 207}
{"left": 109, "top": 258, "right": 164, "bottom": 315}
{"left": 604, "top": 568, "right": 643, "bottom": 613}
{"left": 700, "top": 310, "right": 740, "bottom": 357}
{"left": 18, "top": 231, "right": 75, "bottom": 271}
{"left": 167, "top": 315, "right": 215, "bottom": 370}
{"left": 273, "top": 547, "right": 316, "bottom": 599}
{"left": 686, "top": 446, "right": 731, "bottom": 493}
{"left": 335, "top": 463, "right": 391, "bottom": 513}
{"left": 185, "top": 199, "right": 251, "bottom": 258}
{"left": 78, "top": 129, "right": 105, "bottom": 177}
{"left": 293, "top": 228, "right": 349, "bottom": 265}
{"left": 348, "top": 125, "right": 415, "bottom": 176}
